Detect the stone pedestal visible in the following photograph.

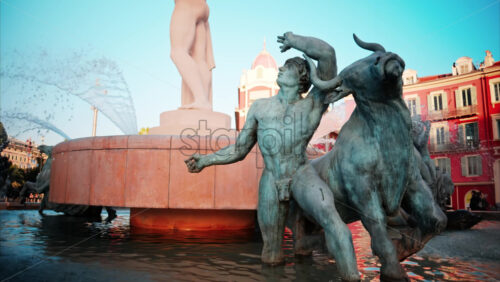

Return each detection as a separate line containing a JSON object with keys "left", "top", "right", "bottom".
{"left": 149, "top": 109, "right": 232, "bottom": 136}
{"left": 49, "top": 135, "right": 262, "bottom": 231}
{"left": 49, "top": 107, "right": 262, "bottom": 231}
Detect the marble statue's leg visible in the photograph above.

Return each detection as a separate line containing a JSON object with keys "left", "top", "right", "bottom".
{"left": 355, "top": 185, "right": 408, "bottom": 282}
{"left": 180, "top": 80, "right": 193, "bottom": 107}
{"left": 170, "top": 8, "right": 210, "bottom": 109}
{"left": 207, "top": 71, "right": 213, "bottom": 107}
{"left": 257, "top": 170, "right": 288, "bottom": 265}
{"left": 395, "top": 178, "right": 447, "bottom": 261}
{"left": 187, "top": 22, "right": 212, "bottom": 110}
{"left": 291, "top": 164, "right": 360, "bottom": 281}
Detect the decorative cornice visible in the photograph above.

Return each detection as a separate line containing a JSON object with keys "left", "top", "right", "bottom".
{"left": 404, "top": 66, "right": 500, "bottom": 92}
{"left": 454, "top": 181, "right": 494, "bottom": 186}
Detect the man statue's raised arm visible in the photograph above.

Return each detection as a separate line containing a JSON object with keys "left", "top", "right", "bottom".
{"left": 277, "top": 32, "right": 337, "bottom": 80}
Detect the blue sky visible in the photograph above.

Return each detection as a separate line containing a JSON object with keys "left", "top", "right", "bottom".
{"left": 1, "top": 0, "right": 499, "bottom": 145}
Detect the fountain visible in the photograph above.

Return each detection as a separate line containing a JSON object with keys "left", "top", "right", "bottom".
{"left": 48, "top": 135, "right": 260, "bottom": 230}
{"left": 44, "top": 1, "right": 261, "bottom": 231}
{"left": 1, "top": 45, "right": 259, "bottom": 232}
{"left": 2, "top": 3, "right": 499, "bottom": 281}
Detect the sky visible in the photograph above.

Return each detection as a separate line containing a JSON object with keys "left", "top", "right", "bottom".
{"left": 1, "top": 0, "right": 499, "bottom": 145}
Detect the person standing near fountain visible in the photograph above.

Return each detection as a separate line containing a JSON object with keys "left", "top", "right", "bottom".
{"left": 186, "top": 32, "right": 360, "bottom": 281}
{"left": 170, "top": 0, "right": 214, "bottom": 110}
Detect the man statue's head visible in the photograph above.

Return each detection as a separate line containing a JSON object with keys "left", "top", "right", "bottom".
{"left": 277, "top": 57, "right": 311, "bottom": 94}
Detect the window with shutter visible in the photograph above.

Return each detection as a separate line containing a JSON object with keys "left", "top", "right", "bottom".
{"left": 406, "top": 99, "right": 417, "bottom": 116}
{"left": 490, "top": 79, "right": 500, "bottom": 104}
{"left": 433, "top": 94, "right": 443, "bottom": 111}
{"left": 461, "top": 156, "right": 467, "bottom": 176}
{"left": 460, "top": 65, "right": 468, "bottom": 74}
{"left": 435, "top": 157, "right": 451, "bottom": 174}
{"left": 436, "top": 127, "right": 445, "bottom": 144}
{"left": 496, "top": 119, "right": 500, "bottom": 139}
{"left": 459, "top": 122, "right": 480, "bottom": 148}
{"left": 455, "top": 89, "right": 462, "bottom": 109}
{"left": 466, "top": 123, "right": 475, "bottom": 140}
{"left": 457, "top": 125, "right": 464, "bottom": 145}
{"left": 462, "top": 88, "right": 472, "bottom": 106}
{"left": 462, "top": 155, "right": 482, "bottom": 176}
{"left": 495, "top": 83, "right": 500, "bottom": 102}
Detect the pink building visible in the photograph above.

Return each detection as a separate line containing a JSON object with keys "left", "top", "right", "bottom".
{"left": 402, "top": 51, "right": 500, "bottom": 210}
{"left": 235, "top": 42, "right": 279, "bottom": 131}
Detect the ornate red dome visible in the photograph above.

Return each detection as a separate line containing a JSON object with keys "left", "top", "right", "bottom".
{"left": 251, "top": 41, "right": 278, "bottom": 70}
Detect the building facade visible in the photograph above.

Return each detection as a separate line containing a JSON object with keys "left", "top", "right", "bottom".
{"left": 235, "top": 42, "right": 279, "bottom": 131}
{"left": 402, "top": 51, "right": 500, "bottom": 210}
{"left": 0, "top": 137, "right": 46, "bottom": 169}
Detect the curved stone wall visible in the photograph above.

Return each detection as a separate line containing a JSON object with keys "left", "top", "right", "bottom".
{"left": 49, "top": 135, "right": 262, "bottom": 210}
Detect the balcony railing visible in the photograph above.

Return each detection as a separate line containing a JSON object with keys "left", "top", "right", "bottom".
{"left": 429, "top": 143, "right": 453, "bottom": 153}
{"left": 427, "top": 105, "right": 478, "bottom": 121}
{"left": 429, "top": 140, "right": 480, "bottom": 153}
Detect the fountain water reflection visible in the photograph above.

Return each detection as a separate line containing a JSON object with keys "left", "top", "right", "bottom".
{"left": 0, "top": 210, "right": 498, "bottom": 281}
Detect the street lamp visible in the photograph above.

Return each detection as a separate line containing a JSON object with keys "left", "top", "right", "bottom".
{"left": 91, "top": 105, "right": 98, "bottom": 137}
{"left": 91, "top": 79, "right": 107, "bottom": 137}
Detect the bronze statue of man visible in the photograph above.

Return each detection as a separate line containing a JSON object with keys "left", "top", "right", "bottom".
{"left": 186, "top": 32, "right": 360, "bottom": 281}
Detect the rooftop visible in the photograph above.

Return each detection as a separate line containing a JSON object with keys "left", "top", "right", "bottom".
{"left": 251, "top": 40, "right": 278, "bottom": 70}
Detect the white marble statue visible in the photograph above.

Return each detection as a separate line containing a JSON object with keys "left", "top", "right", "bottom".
{"left": 170, "top": 0, "right": 215, "bottom": 110}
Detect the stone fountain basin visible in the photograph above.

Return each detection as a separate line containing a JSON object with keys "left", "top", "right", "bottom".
{"left": 49, "top": 135, "right": 262, "bottom": 230}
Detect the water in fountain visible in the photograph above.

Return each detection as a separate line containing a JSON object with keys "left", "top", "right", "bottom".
{"left": 0, "top": 49, "right": 137, "bottom": 142}
{"left": 0, "top": 112, "right": 71, "bottom": 141}
{"left": 1, "top": 210, "right": 498, "bottom": 281}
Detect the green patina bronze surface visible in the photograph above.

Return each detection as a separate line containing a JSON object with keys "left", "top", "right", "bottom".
{"left": 187, "top": 33, "right": 448, "bottom": 282}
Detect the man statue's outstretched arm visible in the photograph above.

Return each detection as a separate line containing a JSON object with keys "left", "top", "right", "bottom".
{"left": 185, "top": 104, "right": 258, "bottom": 173}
